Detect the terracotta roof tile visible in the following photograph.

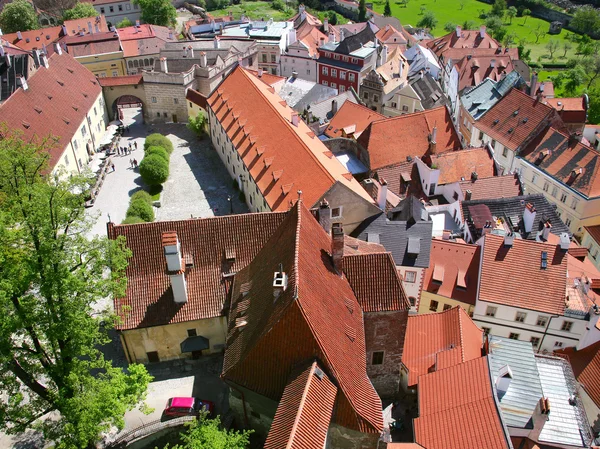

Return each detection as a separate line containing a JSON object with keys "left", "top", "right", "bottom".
{"left": 479, "top": 234, "right": 567, "bottom": 315}
{"left": 429, "top": 147, "right": 495, "bottom": 185}
{"left": 459, "top": 174, "right": 521, "bottom": 201}
{"left": 414, "top": 356, "right": 511, "bottom": 449}
{"left": 556, "top": 340, "right": 600, "bottom": 408}
{"left": 185, "top": 88, "right": 207, "bottom": 109}
{"left": 107, "top": 212, "right": 287, "bottom": 329}
{"left": 264, "top": 361, "right": 337, "bottom": 449}
{"left": 61, "top": 32, "right": 121, "bottom": 57}
{"left": 426, "top": 29, "right": 501, "bottom": 60}
{"left": 402, "top": 306, "right": 483, "bottom": 386}
{"left": 324, "top": 101, "right": 385, "bottom": 139}
{"left": 376, "top": 24, "right": 407, "bottom": 45}
{"left": 343, "top": 234, "right": 386, "bottom": 255}
{"left": 546, "top": 97, "right": 587, "bottom": 124}
{"left": 62, "top": 15, "right": 108, "bottom": 36}
{"left": 246, "top": 68, "right": 286, "bottom": 87}
{"left": 585, "top": 225, "right": 600, "bottom": 245}
{"left": 98, "top": 74, "right": 142, "bottom": 87}
{"left": 342, "top": 253, "right": 410, "bottom": 312}
{"left": 223, "top": 201, "right": 383, "bottom": 433}
{"left": 0, "top": 52, "right": 101, "bottom": 169}
{"left": 2, "top": 27, "right": 62, "bottom": 51}
{"left": 454, "top": 54, "right": 516, "bottom": 91}
{"left": 358, "top": 107, "right": 462, "bottom": 171}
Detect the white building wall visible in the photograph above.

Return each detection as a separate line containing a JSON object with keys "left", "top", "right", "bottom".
{"left": 280, "top": 51, "right": 317, "bottom": 82}
{"left": 397, "top": 266, "right": 424, "bottom": 311}
{"left": 94, "top": 0, "right": 141, "bottom": 26}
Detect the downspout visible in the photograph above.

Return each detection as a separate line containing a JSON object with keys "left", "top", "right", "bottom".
{"left": 537, "top": 314, "right": 560, "bottom": 353}
{"left": 221, "top": 376, "right": 249, "bottom": 428}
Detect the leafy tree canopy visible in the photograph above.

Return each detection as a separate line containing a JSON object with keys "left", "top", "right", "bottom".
{"left": 571, "top": 6, "right": 600, "bottom": 35}
{"left": 0, "top": 0, "right": 38, "bottom": 33}
{"left": 133, "top": 0, "right": 177, "bottom": 26}
{"left": 63, "top": 2, "right": 98, "bottom": 20}
{"left": 167, "top": 415, "right": 253, "bottom": 449}
{"left": 417, "top": 11, "right": 438, "bottom": 30}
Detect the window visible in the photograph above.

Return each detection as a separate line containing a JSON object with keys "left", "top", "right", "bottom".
{"left": 100, "top": 7, "right": 105, "bottom": 13}
{"left": 566, "top": 217, "right": 572, "bottom": 227}
{"left": 331, "top": 82, "right": 337, "bottom": 89}
{"left": 156, "top": 112, "right": 161, "bottom": 117}
{"left": 560, "top": 192, "right": 567, "bottom": 203}
{"left": 543, "top": 182, "right": 549, "bottom": 192}
{"left": 478, "top": 131, "right": 484, "bottom": 140}
{"left": 80, "top": 125, "right": 87, "bottom": 137}
{"left": 112, "top": 71, "right": 118, "bottom": 77}
{"left": 554, "top": 341, "right": 563, "bottom": 348}
{"left": 163, "top": 112, "right": 167, "bottom": 118}
{"left": 64, "top": 154, "right": 69, "bottom": 165}
{"left": 270, "top": 68, "right": 276, "bottom": 75}
{"left": 408, "top": 296, "right": 416, "bottom": 307}
{"left": 94, "top": 107, "right": 97, "bottom": 116}
{"left": 348, "top": 73, "right": 355, "bottom": 82}
{"left": 146, "top": 351, "right": 160, "bottom": 363}
{"left": 307, "top": 69, "right": 310, "bottom": 75}
{"left": 73, "top": 140, "right": 78, "bottom": 150}
{"left": 331, "top": 207, "right": 342, "bottom": 218}
{"left": 571, "top": 198, "right": 578, "bottom": 210}
{"left": 491, "top": 139, "right": 497, "bottom": 150}
{"left": 109, "top": 6, "right": 114, "bottom": 12}
{"left": 531, "top": 173, "right": 537, "bottom": 184}
{"left": 189, "top": 102, "right": 192, "bottom": 108}
{"left": 551, "top": 186, "right": 558, "bottom": 197}
{"left": 271, "top": 54, "right": 276, "bottom": 63}
{"left": 174, "top": 98, "right": 178, "bottom": 104}
{"left": 340, "top": 85, "right": 345, "bottom": 92}
{"left": 530, "top": 336, "right": 541, "bottom": 348}
{"left": 322, "top": 66, "right": 328, "bottom": 75}
{"left": 536, "top": 316, "right": 548, "bottom": 327}
{"left": 485, "top": 306, "right": 497, "bottom": 317}
{"left": 363, "top": 92, "right": 369, "bottom": 100}
{"left": 323, "top": 81, "right": 328, "bottom": 86}
{"left": 482, "top": 327, "right": 491, "bottom": 335}
{"left": 118, "top": 4, "right": 122, "bottom": 11}
{"left": 443, "top": 304, "right": 452, "bottom": 311}
{"left": 402, "top": 105, "right": 409, "bottom": 111}
{"left": 371, "top": 351, "right": 384, "bottom": 365}
{"left": 391, "top": 102, "right": 397, "bottom": 108}
{"left": 502, "top": 147, "right": 508, "bottom": 157}
{"left": 340, "top": 71, "right": 346, "bottom": 80}
{"left": 429, "top": 300, "right": 439, "bottom": 312}
{"left": 509, "top": 333, "right": 520, "bottom": 340}
{"left": 187, "top": 329, "right": 197, "bottom": 337}
{"left": 561, "top": 321, "right": 573, "bottom": 332}
{"left": 262, "top": 54, "right": 267, "bottom": 63}
{"left": 515, "top": 312, "right": 527, "bottom": 323}
{"left": 151, "top": 96, "right": 157, "bottom": 103}
{"left": 126, "top": 3, "right": 131, "bottom": 9}
{"left": 404, "top": 271, "right": 417, "bottom": 283}
{"left": 373, "top": 94, "right": 379, "bottom": 102}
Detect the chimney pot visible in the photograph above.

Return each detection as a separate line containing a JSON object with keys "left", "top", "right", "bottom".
{"left": 331, "top": 223, "right": 344, "bottom": 274}
{"left": 319, "top": 199, "right": 331, "bottom": 234}
{"left": 53, "top": 42, "right": 63, "bottom": 55}
{"left": 16, "top": 31, "right": 22, "bottom": 40}
{"left": 160, "top": 57, "right": 168, "bottom": 73}
{"left": 377, "top": 178, "right": 388, "bottom": 210}
{"left": 465, "top": 189, "right": 472, "bottom": 201}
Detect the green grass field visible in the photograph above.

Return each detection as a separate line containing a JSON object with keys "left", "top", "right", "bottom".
{"left": 211, "top": 1, "right": 291, "bottom": 21}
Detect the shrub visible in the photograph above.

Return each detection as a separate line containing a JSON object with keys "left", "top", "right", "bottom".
{"left": 140, "top": 154, "right": 169, "bottom": 186}
{"left": 145, "top": 146, "right": 170, "bottom": 163}
{"left": 126, "top": 198, "right": 155, "bottom": 222}
{"left": 122, "top": 215, "right": 146, "bottom": 224}
{"left": 131, "top": 190, "right": 153, "bottom": 204}
{"left": 144, "top": 133, "right": 173, "bottom": 154}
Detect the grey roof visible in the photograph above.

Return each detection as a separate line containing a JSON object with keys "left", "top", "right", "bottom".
{"left": 316, "top": 56, "right": 363, "bottom": 72}
{"left": 409, "top": 72, "right": 447, "bottom": 110}
{"left": 461, "top": 193, "right": 570, "bottom": 242}
{"left": 461, "top": 71, "right": 524, "bottom": 120}
{"left": 334, "top": 25, "right": 376, "bottom": 56}
{"left": 352, "top": 197, "right": 433, "bottom": 268}
{"left": 389, "top": 195, "right": 428, "bottom": 223}
{"left": 277, "top": 77, "right": 337, "bottom": 112}
{"left": 308, "top": 89, "right": 359, "bottom": 121}
{"left": 0, "top": 54, "right": 30, "bottom": 102}
{"left": 488, "top": 336, "right": 543, "bottom": 429}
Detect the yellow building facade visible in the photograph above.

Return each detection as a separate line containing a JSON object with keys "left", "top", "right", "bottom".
{"left": 418, "top": 290, "right": 475, "bottom": 316}
{"left": 76, "top": 51, "right": 127, "bottom": 78}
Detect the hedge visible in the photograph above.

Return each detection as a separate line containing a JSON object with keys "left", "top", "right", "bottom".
{"left": 139, "top": 154, "right": 169, "bottom": 186}
{"left": 131, "top": 190, "right": 153, "bottom": 204}
{"left": 144, "top": 133, "right": 173, "bottom": 154}
{"left": 145, "top": 146, "right": 170, "bottom": 163}
{"left": 122, "top": 215, "right": 146, "bottom": 224}
{"left": 126, "top": 198, "right": 155, "bottom": 222}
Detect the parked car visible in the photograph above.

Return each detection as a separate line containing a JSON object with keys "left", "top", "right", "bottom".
{"left": 163, "top": 397, "right": 215, "bottom": 417}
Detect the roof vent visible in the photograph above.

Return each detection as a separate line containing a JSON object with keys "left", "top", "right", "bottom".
{"left": 504, "top": 232, "right": 514, "bottom": 247}
{"left": 512, "top": 110, "right": 519, "bottom": 116}
{"left": 507, "top": 128, "right": 514, "bottom": 134}
{"left": 522, "top": 117, "right": 529, "bottom": 123}
{"left": 471, "top": 171, "right": 478, "bottom": 181}
{"left": 493, "top": 119, "right": 499, "bottom": 125}
{"left": 314, "top": 366, "right": 325, "bottom": 380}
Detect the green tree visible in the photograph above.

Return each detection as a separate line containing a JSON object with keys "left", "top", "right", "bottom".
{"left": 581, "top": 54, "right": 600, "bottom": 89}
{"left": 532, "top": 24, "right": 545, "bottom": 44}
{"left": 139, "top": 154, "right": 169, "bottom": 185}
{"left": 417, "top": 11, "right": 437, "bottom": 30}
{"left": 459, "top": 0, "right": 465, "bottom": 10}
{"left": 571, "top": 6, "right": 600, "bottom": 35}
{"left": 0, "top": 131, "right": 152, "bottom": 448}
{"left": 502, "top": 32, "right": 516, "bottom": 47}
{"left": 505, "top": 6, "right": 517, "bottom": 24}
{"left": 554, "top": 66, "right": 586, "bottom": 95}
{"left": 358, "top": 0, "right": 367, "bottom": 22}
{"left": 462, "top": 20, "right": 476, "bottom": 30}
{"left": 587, "top": 88, "right": 600, "bottom": 125}
{"left": 384, "top": 0, "right": 391, "bottom": 17}
{"left": 490, "top": 0, "right": 507, "bottom": 18}
{"left": 328, "top": 10, "right": 338, "bottom": 26}
{"left": 0, "top": 0, "right": 38, "bottom": 33}
{"left": 522, "top": 8, "right": 531, "bottom": 24}
{"left": 126, "top": 198, "right": 155, "bottom": 222}
{"left": 419, "top": 4, "right": 426, "bottom": 14}
{"left": 187, "top": 111, "right": 207, "bottom": 137}
{"left": 169, "top": 414, "right": 253, "bottom": 449}
{"left": 517, "top": 39, "right": 532, "bottom": 63}
{"left": 133, "top": 0, "right": 177, "bottom": 26}
{"left": 444, "top": 22, "right": 457, "bottom": 33}
{"left": 145, "top": 146, "right": 170, "bottom": 162}
{"left": 116, "top": 17, "right": 134, "bottom": 28}
{"left": 545, "top": 39, "right": 560, "bottom": 59}
{"left": 63, "top": 2, "right": 98, "bottom": 20}
{"left": 562, "top": 41, "right": 572, "bottom": 58}
{"left": 144, "top": 133, "right": 174, "bottom": 154}
{"left": 485, "top": 16, "right": 505, "bottom": 40}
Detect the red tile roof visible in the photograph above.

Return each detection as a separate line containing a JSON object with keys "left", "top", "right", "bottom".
{"left": 402, "top": 306, "right": 483, "bottom": 386}
{"left": 0, "top": 51, "right": 101, "bottom": 169}
{"left": 429, "top": 147, "right": 495, "bottom": 185}
{"left": 223, "top": 201, "right": 383, "bottom": 433}
{"left": 107, "top": 212, "right": 287, "bottom": 330}
{"left": 475, "top": 88, "right": 558, "bottom": 152}
{"left": 522, "top": 127, "right": 600, "bottom": 198}
{"left": 423, "top": 240, "right": 481, "bottom": 306}
{"left": 343, "top": 235, "right": 387, "bottom": 255}
{"left": 207, "top": 66, "right": 372, "bottom": 211}
{"left": 324, "top": 101, "right": 385, "bottom": 139}
{"left": 376, "top": 24, "right": 407, "bottom": 46}
{"left": 426, "top": 29, "right": 501, "bottom": 61}
{"left": 61, "top": 32, "right": 121, "bottom": 57}
{"left": 358, "top": 107, "right": 462, "bottom": 171}
{"left": 585, "top": 225, "right": 600, "bottom": 245}
{"left": 556, "top": 340, "right": 600, "bottom": 408}
{"left": 186, "top": 88, "right": 207, "bottom": 109}
{"left": 459, "top": 174, "right": 521, "bottom": 201}
{"left": 98, "top": 74, "right": 142, "bottom": 87}
{"left": 62, "top": 15, "right": 108, "bottom": 36}
{"left": 546, "top": 97, "right": 587, "bottom": 124}
{"left": 439, "top": 47, "right": 519, "bottom": 66}
{"left": 117, "top": 25, "right": 177, "bottom": 57}
{"left": 246, "top": 68, "right": 286, "bottom": 87}
{"left": 479, "top": 234, "right": 568, "bottom": 315}
{"left": 264, "top": 361, "right": 337, "bottom": 449}
{"left": 454, "top": 54, "right": 516, "bottom": 91}
{"left": 342, "top": 253, "right": 410, "bottom": 312}
{"left": 2, "top": 27, "right": 63, "bottom": 51}
{"left": 82, "top": 0, "right": 126, "bottom": 5}
{"left": 414, "top": 356, "right": 511, "bottom": 449}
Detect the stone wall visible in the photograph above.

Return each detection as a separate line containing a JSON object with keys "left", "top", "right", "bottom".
{"left": 144, "top": 82, "right": 191, "bottom": 123}
{"left": 326, "top": 423, "right": 381, "bottom": 449}
{"left": 102, "top": 84, "right": 147, "bottom": 121}
{"left": 228, "top": 384, "right": 278, "bottom": 446}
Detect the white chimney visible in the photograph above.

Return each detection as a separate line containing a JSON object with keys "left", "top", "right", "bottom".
{"left": 456, "top": 25, "right": 461, "bottom": 38}
{"left": 61, "top": 25, "right": 67, "bottom": 35}
{"left": 496, "top": 365, "right": 513, "bottom": 395}
{"left": 88, "top": 21, "right": 93, "bottom": 34}
{"left": 291, "top": 112, "right": 299, "bottom": 127}
{"left": 162, "top": 232, "right": 187, "bottom": 303}
{"left": 379, "top": 44, "right": 388, "bottom": 66}
{"left": 168, "top": 30, "right": 174, "bottom": 40}
{"left": 199, "top": 51, "right": 207, "bottom": 67}
{"left": 504, "top": 232, "right": 514, "bottom": 247}
{"left": 0, "top": 44, "right": 4, "bottom": 57}
{"left": 288, "top": 27, "right": 297, "bottom": 45}
{"left": 542, "top": 222, "right": 551, "bottom": 240}
{"left": 258, "top": 68, "right": 263, "bottom": 77}
{"left": 171, "top": 272, "right": 187, "bottom": 303}
{"left": 329, "top": 31, "right": 335, "bottom": 43}
{"left": 136, "top": 20, "right": 140, "bottom": 27}
{"left": 214, "top": 37, "right": 220, "bottom": 49}
{"left": 559, "top": 232, "right": 570, "bottom": 250}
{"left": 160, "top": 57, "right": 168, "bottom": 73}
{"left": 324, "top": 18, "right": 329, "bottom": 33}
{"left": 523, "top": 202, "right": 536, "bottom": 233}
{"left": 480, "top": 25, "right": 486, "bottom": 39}
{"left": 16, "top": 31, "right": 22, "bottom": 40}
{"left": 378, "top": 178, "right": 388, "bottom": 210}
{"left": 273, "top": 268, "right": 288, "bottom": 299}
{"left": 39, "top": 52, "right": 49, "bottom": 68}
{"left": 490, "top": 59, "right": 496, "bottom": 68}
{"left": 53, "top": 42, "right": 63, "bottom": 55}
{"left": 95, "top": 24, "right": 99, "bottom": 33}
{"left": 16, "top": 75, "right": 28, "bottom": 91}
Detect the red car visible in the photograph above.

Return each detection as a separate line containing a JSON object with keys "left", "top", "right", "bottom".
{"left": 164, "top": 397, "right": 215, "bottom": 417}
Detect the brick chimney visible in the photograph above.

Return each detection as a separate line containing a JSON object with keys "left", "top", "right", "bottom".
{"left": 318, "top": 199, "right": 331, "bottom": 234}
{"left": 53, "top": 42, "right": 62, "bottom": 55}
{"left": 162, "top": 232, "right": 187, "bottom": 304}
{"left": 523, "top": 202, "right": 536, "bottom": 233}
{"left": 160, "top": 57, "right": 168, "bottom": 73}
{"left": 331, "top": 222, "right": 344, "bottom": 274}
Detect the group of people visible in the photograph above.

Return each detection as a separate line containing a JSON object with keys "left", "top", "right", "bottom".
{"left": 115, "top": 141, "right": 137, "bottom": 156}
{"left": 129, "top": 159, "right": 139, "bottom": 169}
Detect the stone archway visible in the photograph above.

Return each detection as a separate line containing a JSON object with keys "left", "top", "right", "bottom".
{"left": 112, "top": 95, "right": 145, "bottom": 125}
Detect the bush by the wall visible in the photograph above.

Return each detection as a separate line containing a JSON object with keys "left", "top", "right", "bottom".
{"left": 131, "top": 190, "right": 153, "bottom": 204}
{"left": 139, "top": 154, "right": 169, "bottom": 186}
{"left": 122, "top": 215, "right": 146, "bottom": 224}
{"left": 126, "top": 198, "right": 155, "bottom": 222}
{"left": 144, "top": 133, "right": 173, "bottom": 154}
{"left": 145, "top": 146, "right": 170, "bottom": 163}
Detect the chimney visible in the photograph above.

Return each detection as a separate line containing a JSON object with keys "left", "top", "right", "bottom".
{"left": 53, "top": 42, "right": 62, "bottom": 55}
{"left": 291, "top": 112, "right": 300, "bottom": 126}
{"left": 495, "top": 364, "right": 513, "bottom": 395}
{"left": 16, "top": 75, "right": 28, "bottom": 91}
{"left": 16, "top": 31, "right": 22, "bottom": 40}
{"left": 289, "top": 27, "right": 297, "bottom": 45}
{"left": 456, "top": 25, "right": 462, "bottom": 38}
{"left": 504, "top": 232, "right": 514, "bottom": 247}
{"left": 162, "top": 232, "right": 187, "bottom": 304}
{"left": 523, "top": 202, "right": 536, "bottom": 233}
{"left": 377, "top": 178, "right": 388, "bottom": 210}
{"left": 479, "top": 25, "right": 486, "bottom": 39}
{"left": 324, "top": 18, "right": 329, "bottom": 33}
{"left": 331, "top": 222, "right": 344, "bottom": 274}
{"left": 529, "top": 397, "right": 551, "bottom": 442}
{"left": 136, "top": 20, "right": 140, "bottom": 27}
{"left": 168, "top": 30, "right": 174, "bottom": 40}
{"left": 199, "top": 51, "right": 207, "bottom": 67}
{"left": 88, "top": 21, "right": 93, "bottom": 34}
{"left": 188, "top": 46, "right": 194, "bottom": 58}
{"left": 465, "top": 189, "right": 472, "bottom": 200}
{"left": 79, "top": 30, "right": 85, "bottom": 37}
{"left": 258, "top": 68, "right": 263, "bottom": 77}
{"left": 95, "top": 24, "right": 100, "bottom": 33}
{"left": 331, "top": 99, "right": 338, "bottom": 115}
{"left": 273, "top": 266, "right": 288, "bottom": 299}
{"left": 530, "top": 71, "right": 538, "bottom": 97}
{"left": 214, "top": 37, "right": 220, "bottom": 49}
{"left": 559, "top": 232, "right": 570, "bottom": 250}
{"left": 490, "top": 59, "right": 495, "bottom": 68}
{"left": 183, "top": 46, "right": 188, "bottom": 57}
{"left": 318, "top": 199, "right": 331, "bottom": 234}
{"left": 328, "top": 31, "right": 335, "bottom": 43}
{"left": 39, "top": 51, "right": 49, "bottom": 69}
{"left": 61, "top": 25, "right": 67, "bottom": 36}
{"left": 429, "top": 126, "right": 437, "bottom": 154}
{"left": 160, "top": 57, "right": 168, "bottom": 73}
{"left": 379, "top": 44, "right": 388, "bottom": 66}
{"left": 471, "top": 171, "right": 478, "bottom": 181}
{"left": 542, "top": 221, "right": 551, "bottom": 240}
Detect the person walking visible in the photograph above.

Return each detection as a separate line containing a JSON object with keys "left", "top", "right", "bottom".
{"left": 129, "top": 158, "right": 133, "bottom": 168}
{"left": 134, "top": 141, "right": 138, "bottom": 150}
{"left": 128, "top": 142, "right": 132, "bottom": 152}
{"left": 111, "top": 163, "right": 116, "bottom": 172}
{"left": 133, "top": 158, "right": 138, "bottom": 168}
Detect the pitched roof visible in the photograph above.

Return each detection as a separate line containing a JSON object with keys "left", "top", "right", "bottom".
{"left": 453, "top": 54, "right": 516, "bottom": 92}
{"left": 62, "top": 15, "right": 108, "bottom": 36}
{"left": 479, "top": 234, "right": 568, "bottom": 315}
{"left": 423, "top": 240, "right": 481, "bottom": 305}
{"left": 0, "top": 51, "right": 101, "bottom": 169}
{"left": 308, "top": 89, "right": 359, "bottom": 121}
{"left": 546, "top": 96, "right": 587, "bottom": 124}
{"left": 373, "top": 47, "right": 408, "bottom": 97}
{"left": 585, "top": 225, "right": 600, "bottom": 245}
{"left": 2, "top": 27, "right": 63, "bottom": 51}
{"left": 207, "top": 66, "right": 372, "bottom": 211}
{"left": 522, "top": 127, "right": 600, "bottom": 199}
{"left": 475, "top": 88, "right": 558, "bottom": 151}
{"left": 408, "top": 72, "right": 448, "bottom": 110}
{"left": 429, "top": 147, "right": 495, "bottom": 185}
{"left": 264, "top": 361, "right": 337, "bottom": 449}
{"left": 117, "top": 24, "right": 175, "bottom": 41}
{"left": 402, "top": 306, "right": 483, "bottom": 386}
{"left": 459, "top": 174, "right": 522, "bottom": 201}
{"left": 185, "top": 88, "right": 207, "bottom": 109}
{"left": 556, "top": 340, "right": 600, "bottom": 408}
{"left": 98, "top": 74, "right": 142, "bottom": 87}
{"left": 246, "top": 69, "right": 286, "bottom": 87}
{"left": 60, "top": 31, "right": 121, "bottom": 57}
{"left": 376, "top": 24, "right": 407, "bottom": 46}
{"left": 342, "top": 252, "right": 410, "bottom": 312}
{"left": 358, "top": 106, "right": 462, "bottom": 171}
{"left": 461, "top": 71, "right": 525, "bottom": 120}
{"left": 223, "top": 201, "right": 383, "bottom": 433}
{"left": 414, "top": 356, "right": 511, "bottom": 449}
{"left": 426, "top": 29, "right": 500, "bottom": 60}
{"left": 107, "top": 212, "right": 287, "bottom": 330}
{"left": 324, "top": 101, "right": 385, "bottom": 139}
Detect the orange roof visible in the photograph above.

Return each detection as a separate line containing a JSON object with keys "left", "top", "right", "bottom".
{"left": 479, "top": 234, "right": 568, "bottom": 315}
{"left": 414, "top": 356, "right": 511, "bottom": 449}
{"left": 264, "top": 361, "right": 337, "bottom": 449}
{"left": 585, "top": 225, "right": 600, "bottom": 245}
{"left": 454, "top": 54, "right": 516, "bottom": 91}
{"left": 402, "top": 306, "right": 483, "bottom": 386}
{"left": 546, "top": 97, "right": 585, "bottom": 112}
{"left": 556, "top": 340, "right": 600, "bottom": 408}
{"left": 62, "top": 15, "right": 108, "bottom": 36}
{"left": 476, "top": 88, "right": 558, "bottom": 152}
{"left": 459, "top": 174, "right": 521, "bottom": 201}
{"left": 207, "top": 67, "right": 372, "bottom": 211}
{"left": 426, "top": 28, "right": 500, "bottom": 60}
{"left": 429, "top": 147, "right": 495, "bottom": 185}
{"left": 324, "top": 101, "right": 385, "bottom": 139}
{"left": 358, "top": 107, "right": 462, "bottom": 171}
{"left": 246, "top": 68, "right": 286, "bottom": 87}
{"left": 376, "top": 24, "right": 406, "bottom": 45}
{"left": 98, "top": 74, "right": 142, "bottom": 87}
{"left": 223, "top": 201, "right": 383, "bottom": 433}
{"left": 2, "top": 27, "right": 62, "bottom": 51}
{"left": 423, "top": 240, "right": 481, "bottom": 305}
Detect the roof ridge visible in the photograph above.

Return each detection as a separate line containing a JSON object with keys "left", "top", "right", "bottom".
{"left": 286, "top": 361, "right": 317, "bottom": 448}
{"left": 293, "top": 200, "right": 302, "bottom": 297}
{"left": 369, "top": 105, "right": 447, "bottom": 126}
{"left": 431, "top": 238, "right": 478, "bottom": 249}
{"left": 456, "top": 307, "right": 467, "bottom": 362}
{"left": 115, "top": 209, "right": 288, "bottom": 228}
